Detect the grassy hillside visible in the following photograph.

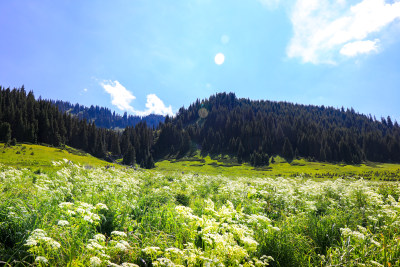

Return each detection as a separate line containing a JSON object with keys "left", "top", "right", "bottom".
{"left": 155, "top": 153, "right": 400, "bottom": 181}
{"left": 0, "top": 143, "right": 118, "bottom": 171}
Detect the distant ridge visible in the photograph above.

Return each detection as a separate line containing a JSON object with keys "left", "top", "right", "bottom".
{"left": 54, "top": 100, "right": 164, "bottom": 129}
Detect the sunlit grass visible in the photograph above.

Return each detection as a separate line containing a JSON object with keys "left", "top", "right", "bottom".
{"left": 1, "top": 160, "right": 400, "bottom": 266}
{"left": 155, "top": 154, "right": 400, "bottom": 181}
{"left": 0, "top": 143, "right": 118, "bottom": 171}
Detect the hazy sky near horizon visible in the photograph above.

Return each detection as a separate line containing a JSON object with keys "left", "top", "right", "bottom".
{"left": 1, "top": 0, "right": 400, "bottom": 120}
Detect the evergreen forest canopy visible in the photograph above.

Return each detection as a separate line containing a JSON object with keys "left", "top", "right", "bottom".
{"left": 1, "top": 86, "right": 399, "bottom": 168}
{"left": 0, "top": 86, "right": 155, "bottom": 168}
{"left": 55, "top": 100, "right": 164, "bottom": 129}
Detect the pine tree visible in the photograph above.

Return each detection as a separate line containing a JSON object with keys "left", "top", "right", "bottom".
{"left": 123, "top": 145, "right": 136, "bottom": 165}
{"left": 237, "top": 141, "right": 245, "bottom": 163}
{"left": 0, "top": 122, "right": 11, "bottom": 143}
{"left": 282, "top": 138, "right": 294, "bottom": 161}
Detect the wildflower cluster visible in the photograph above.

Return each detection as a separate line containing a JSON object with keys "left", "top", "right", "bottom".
{"left": 2, "top": 164, "right": 400, "bottom": 266}
{"left": 85, "top": 231, "right": 135, "bottom": 266}
{"left": 141, "top": 199, "right": 273, "bottom": 266}
{"left": 25, "top": 229, "right": 61, "bottom": 263}
{"left": 58, "top": 201, "right": 108, "bottom": 225}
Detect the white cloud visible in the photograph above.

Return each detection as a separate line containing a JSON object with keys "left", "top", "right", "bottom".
{"left": 340, "top": 39, "right": 379, "bottom": 56}
{"left": 258, "top": 0, "right": 281, "bottom": 9}
{"left": 144, "top": 94, "right": 173, "bottom": 116}
{"left": 287, "top": 0, "right": 400, "bottom": 64}
{"left": 83, "top": 88, "right": 88, "bottom": 92}
{"left": 100, "top": 80, "right": 173, "bottom": 116}
{"left": 101, "top": 80, "right": 136, "bottom": 112}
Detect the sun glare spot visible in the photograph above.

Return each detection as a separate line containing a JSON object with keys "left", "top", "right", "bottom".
{"left": 214, "top": 53, "right": 225, "bottom": 65}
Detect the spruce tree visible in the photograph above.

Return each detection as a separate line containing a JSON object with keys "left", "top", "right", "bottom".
{"left": 0, "top": 122, "right": 11, "bottom": 143}
{"left": 282, "top": 138, "right": 294, "bottom": 161}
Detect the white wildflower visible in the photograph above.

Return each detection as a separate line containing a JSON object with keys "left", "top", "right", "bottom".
{"left": 66, "top": 210, "right": 76, "bottom": 216}
{"left": 142, "top": 246, "right": 161, "bottom": 254}
{"left": 83, "top": 215, "right": 93, "bottom": 223}
{"left": 111, "top": 231, "right": 127, "bottom": 237}
{"left": 35, "top": 256, "right": 48, "bottom": 264}
{"left": 49, "top": 240, "right": 61, "bottom": 249}
{"left": 90, "top": 256, "right": 102, "bottom": 266}
{"left": 95, "top": 203, "right": 108, "bottom": 210}
{"left": 114, "top": 242, "right": 127, "bottom": 251}
{"left": 76, "top": 208, "right": 86, "bottom": 214}
{"left": 91, "top": 213, "right": 101, "bottom": 221}
{"left": 94, "top": 233, "right": 106, "bottom": 242}
{"left": 119, "top": 240, "right": 131, "bottom": 248}
{"left": 25, "top": 239, "right": 37, "bottom": 246}
{"left": 57, "top": 220, "right": 69, "bottom": 226}
{"left": 165, "top": 247, "right": 184, "bottom": 255}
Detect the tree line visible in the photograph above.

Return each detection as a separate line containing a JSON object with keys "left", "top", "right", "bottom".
{"left": 0, "top": 86, "right": 154, "bottom": 168}
{"left": 157, "top": 92, "right": 400, "bottom": 165}
{"left": 1, "top": 87, "right": 399, "bottom": 168}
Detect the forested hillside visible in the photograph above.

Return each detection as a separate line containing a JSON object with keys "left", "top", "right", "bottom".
{"left": 1, "top": 87, "right": 400, "bottom": 168}
{"left": 55, "top": 100, "right": 164, "bottom": 129}
{"left": 0, "top": 86, "right": 155, "bottom": 168}
{"left": 156, "top": 92, "right": 400, "bottom": 164}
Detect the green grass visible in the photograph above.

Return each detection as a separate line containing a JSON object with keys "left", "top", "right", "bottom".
{"left": 1, "top": 145, "right": 400, "bottom": 266}
{"left": 0, "top": 143, "right": 117, "bottom": 171}
{"left": 155, "top": 153, "right": 400, "bottom": 181}
{"left": 1, "top": 164, "right": 400, "bottom": 266}
{"left": 1, "top": 143, "right": 399, "bottom": 181}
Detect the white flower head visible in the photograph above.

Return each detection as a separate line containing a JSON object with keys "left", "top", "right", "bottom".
{"left": 94, "top": 233, "right": 106, "bottom": 242}
{"left": 90, "top": 256, "right": 102, "bottom": 266}
{"left": 35, "top": 256, "right": 48, "bottom": 264}
{"left": 111, "top": 231, "right": 127, "bottom": 237}
{"left": 57, "top": 220, "right": 69, "bottom": 226}
{"left": 95, "top": 203, "right": 108, "bottom": 210}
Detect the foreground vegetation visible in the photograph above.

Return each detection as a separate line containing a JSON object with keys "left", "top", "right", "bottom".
{"left": 1, "top": 159, "right": 400, "bottom": 266}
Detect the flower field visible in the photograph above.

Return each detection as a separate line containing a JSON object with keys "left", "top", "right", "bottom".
{"left": 1, "top": 160, "right": 400, "bottom": 266}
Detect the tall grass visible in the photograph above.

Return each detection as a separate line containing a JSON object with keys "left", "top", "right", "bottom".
{"left": 1, "top": 161, "right": 400, "bottom": 266}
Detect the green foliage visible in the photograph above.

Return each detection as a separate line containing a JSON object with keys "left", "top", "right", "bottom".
{"left": 282, "top": 138, "right": 294, "bottom": 162}
{"left": 10, "top": 138, "right": 17, "bottom": 146}
{"left": 0, "top": 143, "right": 117, "bottom": 171}
{"left": 0, "top": 122, "right": 11, "bottom": 143}
{"left": 1, "top": 159, "right": 400, "bottom": 266}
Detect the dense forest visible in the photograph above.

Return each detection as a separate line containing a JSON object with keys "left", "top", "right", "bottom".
{"left": 1, "top": 87, "right": 400, "bottom": 168}
{"left": 155, "top": 92, "right": 400, "bottom": 165}
{"left": 0, "top": 86, "right": 155, "bottom": 168}
{"left": 55, "top": 100, "right": 164, "bottom": 129}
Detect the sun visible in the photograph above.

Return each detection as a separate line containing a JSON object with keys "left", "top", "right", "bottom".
{"left": 214, "top": 53, "right": 225, "bottom": 65}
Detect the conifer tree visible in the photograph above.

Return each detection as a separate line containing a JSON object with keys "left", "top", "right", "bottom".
{"left": 282, "top": 138, "right": 294, "bottom": 161}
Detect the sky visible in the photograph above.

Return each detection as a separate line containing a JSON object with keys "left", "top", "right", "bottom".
{"left": 1, "top": 0, "right": 400, "bottom": 121}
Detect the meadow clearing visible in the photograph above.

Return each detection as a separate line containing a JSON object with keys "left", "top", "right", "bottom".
{"left": 1, "top": 157, "right": 400, "bottom": 266}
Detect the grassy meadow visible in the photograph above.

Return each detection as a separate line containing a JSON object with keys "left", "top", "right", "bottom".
{"left": 1, "top": 145, "right": 400, "bottom": 266}
{"left": 0, "top": 143, "right": 118, "bottom": 171}
{"left": 156, "top": 154, "right": 400, "bottom": 181}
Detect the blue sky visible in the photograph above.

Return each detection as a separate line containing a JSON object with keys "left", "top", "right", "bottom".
{"left": 1, "top": 0, "right": 400, "bottom": 121}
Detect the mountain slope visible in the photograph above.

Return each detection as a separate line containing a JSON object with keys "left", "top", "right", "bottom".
{"left": 155, "top": 92, "right": 400, "bottom": 164}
